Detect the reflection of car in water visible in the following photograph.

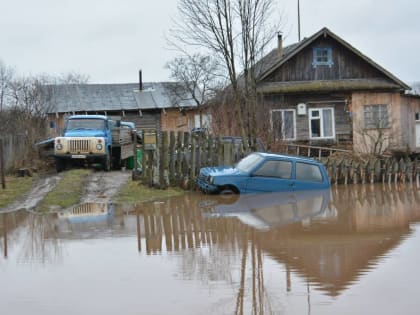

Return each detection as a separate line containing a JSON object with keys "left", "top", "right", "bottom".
{"left": 58, "top": 203, "right": 114, "bottom": 223}
{"left": 199, "top": 189, "right": 331, "bottom": 230}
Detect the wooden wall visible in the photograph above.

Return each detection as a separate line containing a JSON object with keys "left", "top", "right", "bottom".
{"left": 264, "top": 93, "right": 352, "bottom": 145}
{"left": 351, "top": 92, "right": 404, "bottom": 154}
{"left": 265, "top": 36, "right": 389, "bottom": 83}
{"left": 160, "top": 109, "right": 195, "bottom": 132}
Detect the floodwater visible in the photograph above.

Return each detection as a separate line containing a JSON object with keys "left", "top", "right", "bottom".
{"left": 1, "top": 185, "right": 420, "bottom": 315}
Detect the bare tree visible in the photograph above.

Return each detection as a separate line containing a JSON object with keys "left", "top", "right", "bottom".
{"left": 168, "top": 0, "right": 281, "bottom": 139}
{"left": 165, "top": 53, "right": 222, "bottom": 129}
{"left": 0, "top": 60, "right": 15, "bottom": 112}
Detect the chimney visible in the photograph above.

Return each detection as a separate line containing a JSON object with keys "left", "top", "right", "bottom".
{"left": 277, "top": 32, "right": 283, "bottom": 59}
{"left": 139, "top": 69, "right": 143, "bottom": 91}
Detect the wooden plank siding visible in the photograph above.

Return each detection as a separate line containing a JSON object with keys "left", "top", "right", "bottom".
{"left": 265, "top": 37, "right": 389, "bottom": 83}
{"left": 264, "top": 94, "right": 352, "bottom": 145}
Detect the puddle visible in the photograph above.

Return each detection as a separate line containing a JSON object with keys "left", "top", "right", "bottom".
{"left": 1, "top": 184, "right": 420, "bottom": 314}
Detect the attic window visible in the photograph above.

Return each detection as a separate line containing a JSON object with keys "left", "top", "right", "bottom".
{"left": 312, "top": 47, "right": 333, "bottom": 68}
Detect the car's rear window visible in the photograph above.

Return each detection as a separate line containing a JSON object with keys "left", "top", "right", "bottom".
{"left": 296, "top": 162, "right": 323, "bottom": 182}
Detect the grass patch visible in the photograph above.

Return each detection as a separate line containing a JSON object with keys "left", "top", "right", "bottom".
{"left": 0, "top": 176, "right": 35, "bottom": 208}
{"left": 115, "top": 181, "right": 185, "bottom": 204}
{"left": 38, "top": 169, "right": 92, "bottom": 211}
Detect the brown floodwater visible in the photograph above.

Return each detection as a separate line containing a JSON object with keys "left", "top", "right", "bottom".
{"left": 1, "top": 184, "right": 420, "bottom": 315}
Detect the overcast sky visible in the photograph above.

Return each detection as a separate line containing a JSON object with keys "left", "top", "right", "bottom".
{"left": 0, "top": 0, "right": 419, "bottom": 84}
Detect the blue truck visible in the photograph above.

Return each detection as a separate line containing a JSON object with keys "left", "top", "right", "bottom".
{"left": 53, "top": 115, "right": 135, "bottom": 172}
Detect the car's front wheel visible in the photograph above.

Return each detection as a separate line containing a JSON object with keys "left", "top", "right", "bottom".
{"left": 219, "top": 185, "right": 239, "bottom": 195}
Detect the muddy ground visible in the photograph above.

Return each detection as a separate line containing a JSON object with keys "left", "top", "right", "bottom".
{"left": 3, "top": 170, "right": 131, "bottom": 212}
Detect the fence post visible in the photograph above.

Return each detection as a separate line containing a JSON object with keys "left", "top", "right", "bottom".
{"left": 0, "top": 139, "right": 5, "bottom": 189}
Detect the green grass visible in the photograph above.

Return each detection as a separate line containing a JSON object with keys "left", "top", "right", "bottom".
{"left": 115, "top": 181, "right": 185, "bottom": 204}
{"left": 0, "top": 176, "right": 34, "bottom": 208}
{"left": 37, "top": 169, "right": 92, "bottom": 211}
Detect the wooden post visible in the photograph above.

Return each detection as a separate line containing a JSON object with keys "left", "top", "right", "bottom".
{"left": 176, "top": 131, "right": 183, "bottom": 184}
{"left": 191, "top": 135, "right": 197, "bottom": 189}
{"left": 132, "top": 137, "right": 138, "bottom": 181}
{"left": 169, "top": 131, "right": 176, "bottom": 185}
{"left": 0, "top": 139, "right": 5, "bottom": 189}
{"left": 161, "top": 131, "right": 169, "bottom": 188}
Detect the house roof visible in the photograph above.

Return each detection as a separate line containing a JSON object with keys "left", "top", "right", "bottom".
{"left": 45, "top": 82, "right": 198, "bottom": 114}
{"left": 256, "top": 27, "right": 410, "bottom": 91}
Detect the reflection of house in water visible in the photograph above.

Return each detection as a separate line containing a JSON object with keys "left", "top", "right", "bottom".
{"left": 258, "top": 186, "right": 420, "bottom": 296}
{"left": 125, "top": 187, "right": 420, "bottom": 296}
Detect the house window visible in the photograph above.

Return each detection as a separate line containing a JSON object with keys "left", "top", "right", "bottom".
{"left": 415, "top": 112, "right": 420, "bottom": 121}
{"left": 364, "top": 105, "right": 389, "bottom": 129}
{"left": 271, "top": 109, "right": 296, "bottom": 140}
{"left": 309, "top": 108, "right": 335, "bottom": 139}
{"left": 312, "top": 47, "right": 333, "bottom": 67}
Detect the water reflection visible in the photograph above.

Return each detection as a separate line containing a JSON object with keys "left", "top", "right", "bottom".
{"left": 1, "top": 185, "right": 420, "bottom": 314}
{"left": 200, "top": 189, "right": 331, "bottom": 230}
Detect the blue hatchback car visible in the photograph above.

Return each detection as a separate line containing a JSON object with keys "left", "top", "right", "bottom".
{"left": 196, "top": 152, "right": 331, "bottom": 194}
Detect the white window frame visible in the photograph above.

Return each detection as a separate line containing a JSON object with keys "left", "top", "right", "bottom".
{"left": 363, "top": 104, "right": 389, "bottom": 129}
{"left": 308, "top": 107, "right": 335, "bottom": 140}
{"left": 270, "top": 109, "right": 297, "bottom": 140}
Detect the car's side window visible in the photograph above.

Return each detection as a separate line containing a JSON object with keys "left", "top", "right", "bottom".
{"left": 296, "top": 162, "right": 323, "bottom": 182}
{"left": 253, "top": 160, "right": 292, "bottom": 179}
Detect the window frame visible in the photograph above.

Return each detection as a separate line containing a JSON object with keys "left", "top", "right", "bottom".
{"left": 363, "top": 104, "right": 389, "bottom": 129}
{"left": 270, "top": 109, "right": 297, "bottom": 141}
{"left": 312, "top": 47, "right": 334, "bottom": 68}
{"left": 308, "top": 107, "right": 335, "bottom": 140}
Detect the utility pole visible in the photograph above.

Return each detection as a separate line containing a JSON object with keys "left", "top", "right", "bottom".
{"left": 298, "top": 0, "right": 301, "bottom": 41}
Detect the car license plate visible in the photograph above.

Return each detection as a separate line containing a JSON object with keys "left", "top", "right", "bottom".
{"left": 71, "top": 155, "right": 86, "bottom": 159}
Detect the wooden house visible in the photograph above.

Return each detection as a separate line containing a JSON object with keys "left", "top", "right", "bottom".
{"left": 44, "top": 79, "right": 199, "bottom": 136}
{"left": 251, "top": 27, "right": 420, "bottom": 154}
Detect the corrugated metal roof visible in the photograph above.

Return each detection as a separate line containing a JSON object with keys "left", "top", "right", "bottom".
{"left": 46, "top": 82, "right": 197, "bottom": 114}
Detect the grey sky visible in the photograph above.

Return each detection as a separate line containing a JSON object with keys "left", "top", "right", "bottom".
{"left": 1, "top": 0, "right": 419, "bottom": 84}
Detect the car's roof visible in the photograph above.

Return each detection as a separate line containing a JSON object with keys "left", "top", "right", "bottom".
{"left": 253, "top": 152, "right": 323, "bottom": 164}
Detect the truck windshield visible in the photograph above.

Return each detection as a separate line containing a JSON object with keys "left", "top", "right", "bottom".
{"left": 66, "top": 119, "right": 106, "bottom": 130}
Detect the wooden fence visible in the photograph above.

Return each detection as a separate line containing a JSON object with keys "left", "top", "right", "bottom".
{"left": 0, "top": 135, "right": 28, "bottom": 174}
{"left": 139, "top": 131, "right": 420, "bottom": 189}
{"left": 139, "top": 131, "right": 254, "bottom": 188}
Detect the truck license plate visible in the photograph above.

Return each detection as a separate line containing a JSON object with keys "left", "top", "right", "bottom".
{"left": 71, "top": 155, "right": 86, "bottom": 159}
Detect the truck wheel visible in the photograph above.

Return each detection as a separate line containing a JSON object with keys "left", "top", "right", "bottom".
{"left": 103, "top": 152, "right": 111, "bottom": 171}
{"left": 55, "top": 158, "right": 65, "bottom": 173}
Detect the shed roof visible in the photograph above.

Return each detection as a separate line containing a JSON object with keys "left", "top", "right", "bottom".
{"left": 45, "top": 82, "right": 198, "bottom": 114}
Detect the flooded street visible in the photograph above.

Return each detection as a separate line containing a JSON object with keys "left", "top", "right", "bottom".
{"left": 1, "top": 184, "right": 420, "bottom": 314}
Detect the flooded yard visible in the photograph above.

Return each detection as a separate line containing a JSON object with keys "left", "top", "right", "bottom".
{"left": 1, "top": 184, "right": 420, "bottom": 314}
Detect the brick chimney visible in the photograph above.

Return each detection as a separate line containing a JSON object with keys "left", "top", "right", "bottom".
{"left": 277, "top": 32, "right": 283, "bottom": 59}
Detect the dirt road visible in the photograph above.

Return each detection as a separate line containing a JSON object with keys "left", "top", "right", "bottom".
{"left": 1, "top": 170, "right": 131, "bottom": 212}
